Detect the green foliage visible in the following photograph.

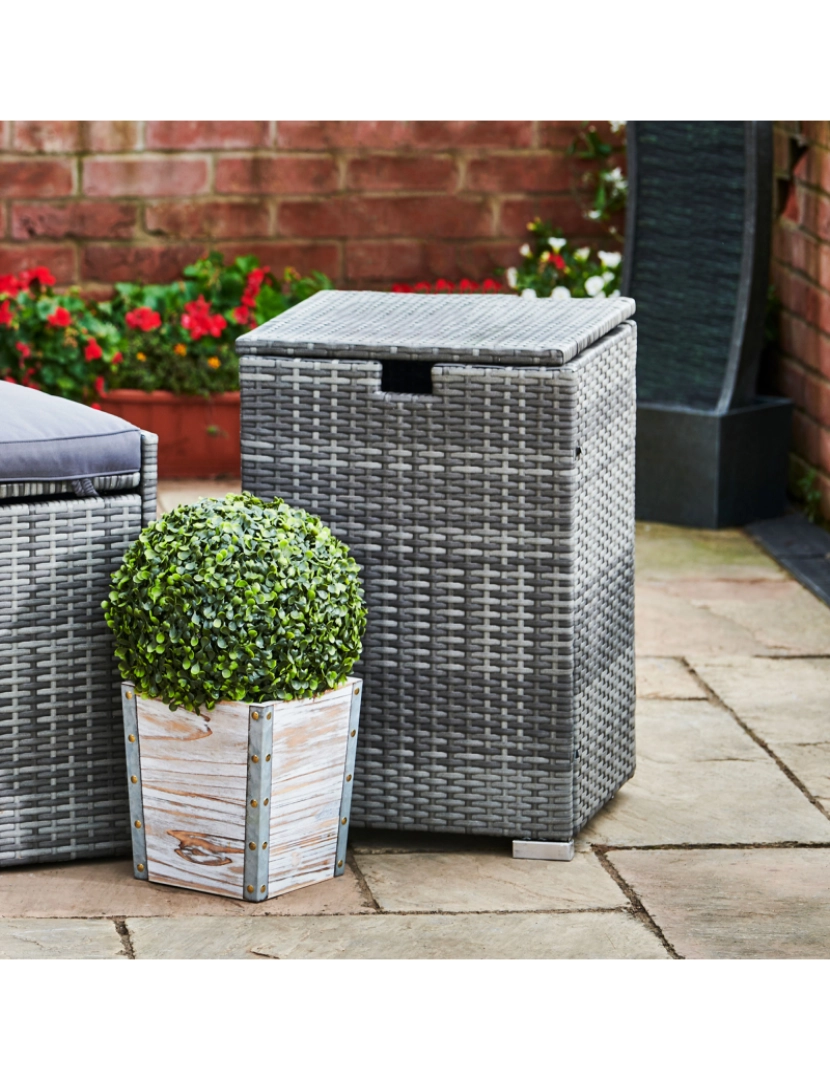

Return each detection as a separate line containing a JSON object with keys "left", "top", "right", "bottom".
{"left": 0, "top": 271, "right": 119, "bottom": 402}
{"left": 567, "top": 121, "right": 628, "bottom": 231}
{"left": 503, "top": 220, "right": 623, "bottom": 299}
{"left": 105, "top": 254, "right": 333, "bottom": 397}
{"left": 797, "top": 467, "right": 823, "bottom": 525}
{"left": 103, "top": 493, "right": 367, "bottom": 713}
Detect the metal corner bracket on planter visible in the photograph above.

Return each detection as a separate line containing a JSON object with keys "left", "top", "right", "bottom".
{"left": 120, "top": 679, "right": 362, "bottom": 900}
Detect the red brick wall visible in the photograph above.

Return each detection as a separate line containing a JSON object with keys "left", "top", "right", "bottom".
{"left": 772, "top": 121, "right": 830, "bottom": 516}
{"left": 0, "top": 120, "right": 610, "bottom": 294}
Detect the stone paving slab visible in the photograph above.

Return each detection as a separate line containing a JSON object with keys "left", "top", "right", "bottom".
{"left": 353, "top": 851, "right": 627, "bottom": 913}
{"left": 636, "top": 657, "right": 707, "bottom": 699}
{"left": 692, "top": 656, "right": 830, "bottom": 806}
{"left": 635, "top": 584, "right": 780, "bottom": 658}
{"left": 0, "top": 918, "right": 126, "bottom": 959}
{"left": 635, "top": 522, "right": 787, "bottom": 581}
{"left": 580, "top": 699, "right": 830, "bottom": 846}
{"left": 126, "top": 911, "right": 669, "bottom": 959}
{"left": 0, "top": 859, "right": 370, "bottom": 918}
{"left": 608, "top": 848, "right": 830, "bottom": 959}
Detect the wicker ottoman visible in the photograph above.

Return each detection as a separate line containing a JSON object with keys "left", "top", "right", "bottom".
{"left": 237, "top": 292, "right": 637, "bottom": 856}
{"left": 0, "top": 385, "right": 157, "bottom": 866}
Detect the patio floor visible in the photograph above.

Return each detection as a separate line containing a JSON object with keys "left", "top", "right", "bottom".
{"left": 2, "top": 480, "right": 830, "bottom": 959}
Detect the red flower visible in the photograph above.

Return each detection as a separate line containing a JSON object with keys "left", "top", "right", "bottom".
{"left": 125, "top": 306, "right": 162, "bottom": 332}
{"left": 413, "top": 282, "right": 432, "bottom": 293}
{"left": 434, "top": 279, "right": 454, "bottom": 292}
{"left": 181, "top": 295, "right": 227, "bottom": 341}
{"left": 233, "top": 305, "right": 249, "bottom": 324}
{"left": 551, "top": 254, "right": 566, "bottom": 272}
{"left": 90, "top": 403, "right": 101, "bottom": 410}
{"left": 0, "top": 274, "right": 21, "bottom": 297}
{"left": 112, "top": 351, "right": 123, "bottom": 365}
{"left": 0, "top": 299, "right": 12, "bottom": 326}
{"left": 84, "top": 340, "right": 103, "bottom": 361}
{"left": 16, "top": 341, "right": 31, "bottom": 359}
{"left": 47, "top": 306, "right": 71, "bottom": 328}
{"left": 94, "top": 375, "right": 105, "bottom": 397}
{"left": 28, "top": 266, "right": 56, "bottom": 288}
{"left": 392, "top": 284, "right": 414, "bottom": 293}
{"left": 481, "top": 279, "right": 501, "bottom": 292}
{"left": 246, "top": 267, "right": 269, "bottom": 291}
{"left": 458, "top": 279, "right": 477, "bottom": 292}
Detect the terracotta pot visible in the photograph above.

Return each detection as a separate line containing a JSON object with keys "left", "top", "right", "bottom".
{"left": 98, "top": 390, "right": 240, "bottom": 479}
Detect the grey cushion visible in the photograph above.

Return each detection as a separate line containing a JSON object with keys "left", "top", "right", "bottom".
{"left": 0, "top": 382, "right": 141, "bottom": 484}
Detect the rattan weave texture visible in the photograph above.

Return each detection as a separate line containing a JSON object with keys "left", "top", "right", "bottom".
{"left": 239, "top": 297, "right": 636, "bottom": 841}
{"left": 0, "top": 433, "right": 157, "bottom": 866}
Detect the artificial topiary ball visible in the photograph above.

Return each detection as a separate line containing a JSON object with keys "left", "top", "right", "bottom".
{"left": 103, "top": 493, "right": 366, "bottom": 713}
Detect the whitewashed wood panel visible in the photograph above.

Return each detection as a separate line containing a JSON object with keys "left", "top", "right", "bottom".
{"left": 136, "top": 696, "right": 249, "bottom": 899}
{"left": 268, "top": 680, "right": 354, "bottom": 897}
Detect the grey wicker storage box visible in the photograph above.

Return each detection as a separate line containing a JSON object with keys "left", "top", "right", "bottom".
{"left": 0, "top": 392, "right": 157, "bottom": 867}
{"left": 237, "top": 292, "right": 637, "bottom": 847}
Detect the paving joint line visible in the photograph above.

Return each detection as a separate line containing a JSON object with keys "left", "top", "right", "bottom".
{"left": 681, "top": 658, "right": 830, "bottom": 822}
{"left": 589, "top": 840, "right": 830, "bottom": 851}
{"left": 346, "top": 850, "right": 382, "bottom": 911}
{"left": 113, "top": 918, "right": 135, "bottom": 959}
{"left": 592, "top": 847, "right": 682, "bottom": 958}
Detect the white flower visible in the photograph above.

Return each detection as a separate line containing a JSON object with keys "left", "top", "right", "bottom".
{"left": 548, "top": 237, "right": 567, "bottom": 252}
{"left": 506, "top": 267, "right": 518, "bottom": 289}
{"left": 608, "top": 289, "right": 621, "bottom": 298}
{"left": 609, "top": 121, "right": 625, "bottom": 133}
{"left": 584, "top": 276, "right": 605, "bottom": 298}
{"left": 520, "top": 243, "right": 532, "bottom": 258}
{"left": 587, "top": 209, "right": 602, "bottom": 220}
{"left": 598, "top": 251, "right": 622, "bottom": 269}
{"left": 606, "top": 167, "right": 623, "bottom": 182}
{"left": 574, "top": 247, "right": 590, "bottom": 262}
{"left": 551, "top": 286, "right": 571, "bottom": 300}
{"left": 521, "top": 288, "right": 537, "bottom": 299}
{"left": 602, "top": 271, "right": 615, "bottom": 284}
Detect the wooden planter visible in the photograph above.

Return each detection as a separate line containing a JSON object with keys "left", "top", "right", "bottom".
{"left": 120, "top": 679, "right": 362, "bottom": 901}
{"left": 98, "top": 390, "right": 240, "bottom": 479}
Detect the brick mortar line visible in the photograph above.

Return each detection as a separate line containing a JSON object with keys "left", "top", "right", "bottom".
{"left": 776, "top": 309, "right": 830, "bottom": 347}
{"left": 593, "top": 848, "right": 682, "bottom": 958}
{"left": 682, "top": 659, "right": 830, "bottom": 822}
{"left": 774, "top": 261, "right": 830, "bottom": 301}
{"left": 113, "top": 917, "right": 135, "bottom": 959}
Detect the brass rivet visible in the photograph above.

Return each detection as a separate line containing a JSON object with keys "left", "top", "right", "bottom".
{"left": 266, "top": 712, "right": 272, "bottom": 719}
{"left": 262, "top": 842, "right": 268, "bottom": 849}
{"left": 264, "top": 798, "right": 269, "bottom": 806}
{"left": 351, "top": 730, "right": 356, "bottom": 737}
{"left": 252, "top": 711, "right": 259, "bottom": 720}
{"left": 260, "top": 885, "right": 266, "bottom": 894}
{"left": 251, "top": 754, "right": 259, "bottom": 763}
{"left": 341, "top": 816, "right": 347, "bottom": 825}
{"left": 346, "top": 774, "right": 352, "bottom": 782}
{"left": 125, "top": 690, "right": 133, "bottom": 699}
{"left": 134, "top": 820, "right": 142, "bottom": 829}
{"left": 249, "top": 842, "right": 256, "bottom": 850}
{"left": 265, "top": 754, "right": 271, "bottom": 762}
{"left": 247, "top": 885, "right": 254, "bottom": 894}
{"left": 354, "top": 686, "right": 360, "bottom": 695}
{"left": 137, "top": 863, "right": 145, "bottom": 872}
{"left": 130, "top": 775, "right": 138, "bottom": 784}
{"left": 128, "top": 734, "right": 136, "bottom": 743}
{"left": 250, "top": 799, "right": 258, "bottom": 808}
{"left": 338, "top": 860, "right": 344, "bottom": 868}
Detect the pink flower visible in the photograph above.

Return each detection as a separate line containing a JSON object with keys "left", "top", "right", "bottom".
{"left": 47, "top": 306, "right": 71, "bottom": 328}
{"left": 125, "top": 307, "right": 162, "bottom": 332}
{"left": 84, "top": 340, "right": 103, "bottom": 361}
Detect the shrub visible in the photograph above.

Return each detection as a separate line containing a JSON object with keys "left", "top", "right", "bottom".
{"left": 0, "top": 268, "right": 119, "bottom": 402}
{"left": 503, "top": 219, "right": 623, "bottom": 300}
{"left": 104, "top": 254, "right": 333, "bottom": 396}
{"left": 103, "top": 493, "right": 367, "bottom": 713}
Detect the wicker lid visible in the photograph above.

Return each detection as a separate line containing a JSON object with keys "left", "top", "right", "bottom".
{"left": 236, "top": 290, "right": 635, "bottom": 365}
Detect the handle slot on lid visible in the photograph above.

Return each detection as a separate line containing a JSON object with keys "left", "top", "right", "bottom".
{"left": 381, "top": 359, "right": 433, "bottom": 396}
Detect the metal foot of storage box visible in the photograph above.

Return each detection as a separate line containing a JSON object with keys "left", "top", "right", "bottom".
{"left": 237, "top": 292, "right": 637, "bottom": 844}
